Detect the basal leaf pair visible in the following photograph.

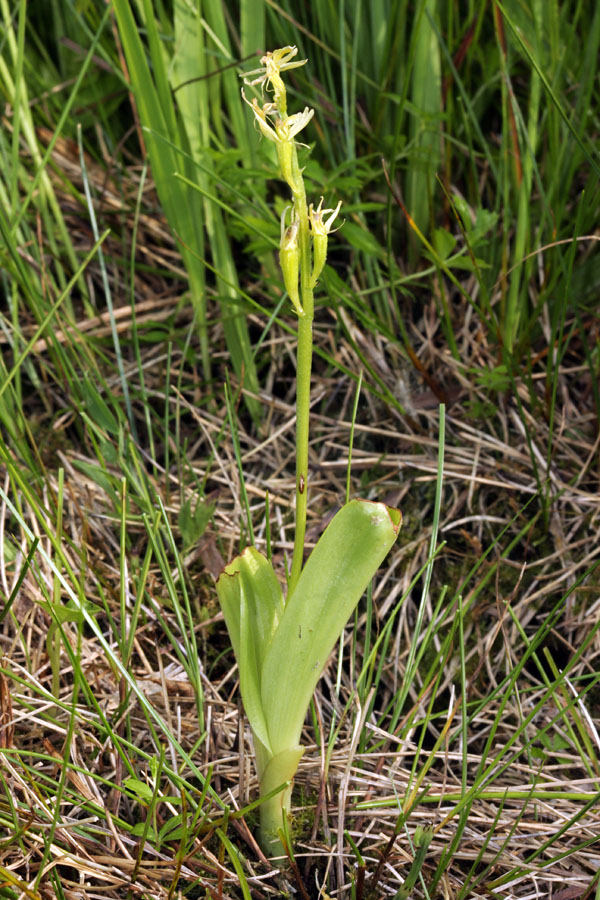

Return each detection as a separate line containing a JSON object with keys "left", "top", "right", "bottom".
{"left": 217, "top": 500, "right": 401, "bottom": 853}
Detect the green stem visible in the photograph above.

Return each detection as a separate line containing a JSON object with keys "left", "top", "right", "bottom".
{"left": 288, "top": 145, "right": 314, "bottom": 596}
{"left": 258, "top": 782, "right": 293, "bottom": 858}
{"left": 255, "top": 738, "right": 304, "bottom": 859}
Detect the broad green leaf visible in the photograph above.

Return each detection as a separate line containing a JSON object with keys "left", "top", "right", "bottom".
{"left": 239, "top": 579, "right": 271, "bottom": 750}
{"left": 261, "top": 500, "right": 401, "bottom": 755}
{"left": 216, "top": 547, "right": 285, "bottom": 750}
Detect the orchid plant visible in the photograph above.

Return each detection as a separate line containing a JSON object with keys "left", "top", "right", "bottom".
{"left": 215, "top": 47, "right": 402, "bottom": 858}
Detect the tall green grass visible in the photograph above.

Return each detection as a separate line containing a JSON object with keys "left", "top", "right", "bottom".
{"left": 111, "top": 0, "right": 261, "bottom": 419}
{"left": 10, "top": 0, "right": 597, "bottom": 387}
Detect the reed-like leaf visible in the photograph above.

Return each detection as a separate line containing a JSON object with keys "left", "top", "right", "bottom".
{"left": 406, "top": 0, "right": 442, "bottom": 240}
{"left": 112, "top": 0, "right": 259, "bottom": 416}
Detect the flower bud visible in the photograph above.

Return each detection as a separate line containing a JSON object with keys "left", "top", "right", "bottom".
{"left": 312, "top": 234, "right": 327, "bottom": 289}
{"left": 279, "top": 208, "right": 303, "bottom": 316}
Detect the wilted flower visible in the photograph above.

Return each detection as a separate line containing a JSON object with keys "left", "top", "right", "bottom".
{"left": 242, "top": 46, "right": 307, "bottom": 113}
{"left": 276, "top": 107, "right": 315, "bottom": 142}
{"left": 309, "top": 197, "right": 343, "bottom": 235}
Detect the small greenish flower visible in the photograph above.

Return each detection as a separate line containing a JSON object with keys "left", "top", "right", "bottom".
{"left": 309, "top": 197, "right": 343, "bottom": 287}
{"left": 242, "top": 46, "right": 307, "bottom": 114}
{"left": 241, "top": 93, "right": 314, "bottom": 145}
{"left": 279, "top": 207, "right": 303, "bottom": 316}
{"left": 241, "top": 91, "right": 313, "bottom": 191}
{"left": 277, "top": 107, "right": 315, "bottom": 142}
{"left": 240, "top": 94, "right": 279, "bottom": 142}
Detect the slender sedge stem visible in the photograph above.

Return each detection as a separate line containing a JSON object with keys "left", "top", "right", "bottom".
{"left": 288, "top": 143, "right": 313, "bottom": 596}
